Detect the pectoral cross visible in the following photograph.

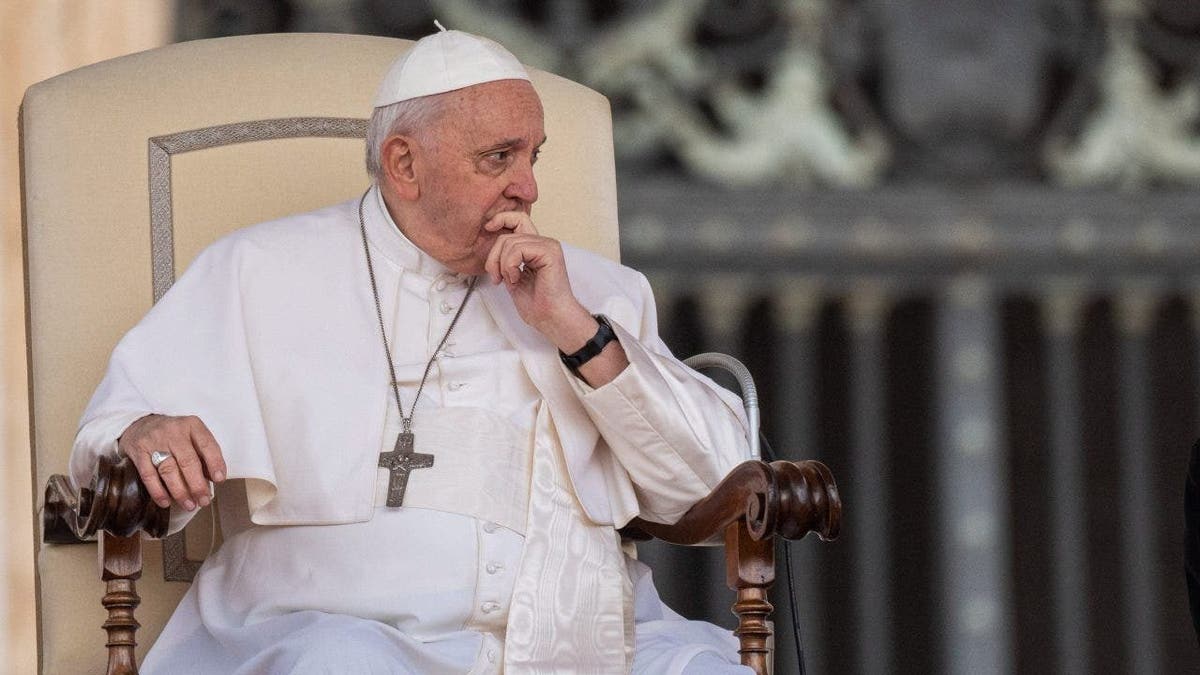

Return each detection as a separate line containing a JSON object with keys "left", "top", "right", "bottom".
{"left": 378, "top": 430, "right": 434, "bottom": 507}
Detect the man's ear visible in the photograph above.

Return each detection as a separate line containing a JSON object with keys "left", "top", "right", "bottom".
{"left": 381, "top": 135, "right": 420, "bottom": 201}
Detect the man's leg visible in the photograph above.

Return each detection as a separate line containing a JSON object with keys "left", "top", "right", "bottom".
{"left": 628, "top": 556, "right": 756, "bottom": 674}
{"left": 231, "top": 612, "right": 480, "bottom": 675}
{"left": 681, "top": 651, "right": 757, "bottom": 674}
{"left": 279, "top": 625, "right": 413, "bottom": 674}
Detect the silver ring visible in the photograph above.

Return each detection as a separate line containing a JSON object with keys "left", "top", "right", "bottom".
{"left": 518, "top": 261, "right": 527, "bottom": 273}
{"left": 150, "top": 450, "right": 172, "bottom": 468}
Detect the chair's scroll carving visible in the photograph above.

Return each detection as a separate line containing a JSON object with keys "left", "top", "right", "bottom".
{"left": 44, "top": 455, "right": 169, "bottom": 674}
{"left": 623, "top": 459, "right": 841, "bottom": 546}
{"left": 622, "top": 459, "right": 842, "bottom": 672}
{"left": 43, "top": 454, "right": 169, "bottom": 543}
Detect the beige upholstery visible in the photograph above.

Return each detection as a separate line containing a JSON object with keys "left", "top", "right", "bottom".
{"left": 22, "top": 32, "right": 619, "bottom": 674}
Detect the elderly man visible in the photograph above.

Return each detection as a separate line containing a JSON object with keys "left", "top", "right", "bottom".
{"left": 70, "top": 28, "right": 752, "bottom": 674}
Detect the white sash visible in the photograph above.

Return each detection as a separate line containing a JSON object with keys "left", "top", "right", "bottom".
{"left": 504, "top": 403, "right": 633, "bottom": 673}
{"left": 477, "top": 285, "right": 634, "bottom": 672}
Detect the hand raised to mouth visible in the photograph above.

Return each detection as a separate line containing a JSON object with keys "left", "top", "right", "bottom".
{"left": 482, "top": 211, "right": 628, "bottom": 387}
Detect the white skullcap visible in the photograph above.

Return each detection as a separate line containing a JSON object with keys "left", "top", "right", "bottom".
{"left": 372, "top": 23, "right": 531, "bottom": 108}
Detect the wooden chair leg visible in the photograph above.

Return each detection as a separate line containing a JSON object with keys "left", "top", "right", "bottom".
{"left": 726, "top": 520, "right": 775, "bottom": 675}
{"left": 100, "top": 531, "right": 143, "bottom": 675}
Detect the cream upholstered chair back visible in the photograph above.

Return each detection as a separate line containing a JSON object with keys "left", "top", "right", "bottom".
{"left": 22, "top": 32, "right": 619, "bottom": 673}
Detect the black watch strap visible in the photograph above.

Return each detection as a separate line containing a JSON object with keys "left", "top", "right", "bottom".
{"left": 560, "top": 315, "right": 617, "bottom": 370}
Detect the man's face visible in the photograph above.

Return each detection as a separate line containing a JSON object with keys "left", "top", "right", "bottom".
{"left": 408, "top": 79, "right": 546, "bottom": 275}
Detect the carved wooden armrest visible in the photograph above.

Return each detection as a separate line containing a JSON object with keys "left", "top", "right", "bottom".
{"left": 44, "top": 454, "right": 168, "bottom": 675}
{"left": 621, "top": 459, "right": 842, "bottom": 675}
{"left": 44, "top": 454, "right": 168, "bottom": 543}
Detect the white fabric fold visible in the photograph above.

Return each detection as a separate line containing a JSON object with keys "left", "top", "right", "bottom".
{"left": 564, "top": 317, "right": 748, "bottom": 523}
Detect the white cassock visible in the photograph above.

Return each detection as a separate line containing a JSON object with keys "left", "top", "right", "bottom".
{"left": 70, "top": 186, "right": 754, "bottom": 674}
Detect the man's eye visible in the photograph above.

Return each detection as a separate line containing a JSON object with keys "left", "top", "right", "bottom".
{"left": 487, "top": 150, "right": 510, "bottom": 162}
{"left": 531, "top": 149, "right": 540, "bottom": 164}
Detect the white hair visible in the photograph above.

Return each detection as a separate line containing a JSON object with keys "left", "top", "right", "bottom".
{"left": 364, "top": 93, "right": 449, "bottom": 183}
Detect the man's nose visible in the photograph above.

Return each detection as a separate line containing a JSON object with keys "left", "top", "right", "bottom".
{"left": 505, "top": 162, "right": 538, "bottom": 205}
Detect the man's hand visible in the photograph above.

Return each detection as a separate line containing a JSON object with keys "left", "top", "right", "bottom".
{"left": 483, "top": 211, "right": 595, "bottom": 346}
{"left": 483, "top": 212, "right": 630, "bottom": 387}
{"left": 119, "top": 414, "right": 226, "bottom": 511}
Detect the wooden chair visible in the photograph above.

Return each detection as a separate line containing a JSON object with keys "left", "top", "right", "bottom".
{"left": 22, "top": 33, "right": 841, "bottom": 674}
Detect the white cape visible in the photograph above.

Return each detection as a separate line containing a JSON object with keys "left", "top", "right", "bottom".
{"left": 73, "top": 195, "right": 753, "bottom": 672}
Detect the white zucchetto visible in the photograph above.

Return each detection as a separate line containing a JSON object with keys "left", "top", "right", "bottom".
{"left": 372, "top": 24, "right": 531, "bottom": 108}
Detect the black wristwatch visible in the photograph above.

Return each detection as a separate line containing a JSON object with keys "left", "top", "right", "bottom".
{"left": 559, "top": 315, "right": 618, "bottom": 371}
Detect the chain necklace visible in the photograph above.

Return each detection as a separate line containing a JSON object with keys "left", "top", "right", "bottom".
{"left": 357, "top": 189, "right": 476, "bottom": 506}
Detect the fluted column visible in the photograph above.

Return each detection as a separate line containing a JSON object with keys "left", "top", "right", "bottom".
{"left": 846, "top": 281, "right": 892, "bottom": 675}
{"left": 1042, "top": 284, "right": 1090, "bottom": 675}
{"left": 1115, "top": 286, "right": 1161, "bottom": 675}
{"left": 1190, "top": 287, "right": 1200, "bottom": 443}
{"left": 935, "top": 276, "right": 1013, "bottom": 674}
{"left": 774, "top": 278, "right": 823, "bottom": 675}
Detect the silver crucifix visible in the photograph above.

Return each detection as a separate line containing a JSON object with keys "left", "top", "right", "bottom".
{"left": 377, "top": 430, "right": 434, "bottom": 507}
